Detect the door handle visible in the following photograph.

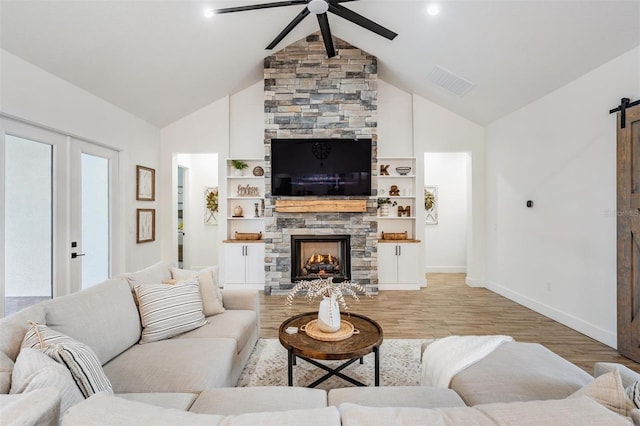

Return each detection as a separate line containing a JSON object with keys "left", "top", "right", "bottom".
{"left": 71, "top": 252, "right": 85, "bottom": 259}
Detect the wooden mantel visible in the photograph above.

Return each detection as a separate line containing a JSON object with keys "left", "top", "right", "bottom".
{"left": 275, "top": 199, "right": 367, "bottom": 213}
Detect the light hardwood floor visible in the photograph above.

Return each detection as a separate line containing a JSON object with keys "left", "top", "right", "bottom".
{"left": 259, "top": 273, "right": 640, "bottom": 374}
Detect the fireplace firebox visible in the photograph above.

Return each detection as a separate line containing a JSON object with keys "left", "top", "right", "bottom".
{"left": 291, "top": 235, "right": 351, "bottom": 282}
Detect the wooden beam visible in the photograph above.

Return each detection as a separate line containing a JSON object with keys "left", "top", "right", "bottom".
{"left": 275, "top": 199, "right": 367, "bottom": 213}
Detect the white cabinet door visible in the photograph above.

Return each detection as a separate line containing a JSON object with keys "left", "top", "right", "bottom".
{"left": 377, "top": 243, "right": 398, "bottom": 284}
{"left": 245, "top": 243, "right": 265, "bottom": 285}
{"left": 396, "top": 243, "right": 419, "bottom": 284}
{"left": 225, "top": 244, "right": 247, "bottom": 284}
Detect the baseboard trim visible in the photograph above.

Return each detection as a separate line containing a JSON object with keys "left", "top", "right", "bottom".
{"left": 424, "top": 266, "right": 467, "bottom": 273}
{"left": 486, "top": 280, "right": 617, "bottom": 349}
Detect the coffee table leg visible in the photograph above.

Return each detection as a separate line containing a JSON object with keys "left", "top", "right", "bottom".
{"left": 360, "top": 357, "right": 364, "bottom": 364}
{"left": 288, "top": 348, "right": 294, "bottom": 386}
{"left": 374, "top": 346, "right": 380, "bottom": 386}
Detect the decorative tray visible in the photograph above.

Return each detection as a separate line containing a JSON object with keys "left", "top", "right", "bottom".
{"left": 235, "top": 232, "right": 262, "bottom": 240}
{"left": 300, "top": 320, "right": 359, "bottom": 342}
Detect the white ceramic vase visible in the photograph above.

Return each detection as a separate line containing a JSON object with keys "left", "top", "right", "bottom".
{"left": 380, "top": 205, "right": 389, "bottom": 217}
{"left": 317, "top": 294, "right": 341, "bottom": 333}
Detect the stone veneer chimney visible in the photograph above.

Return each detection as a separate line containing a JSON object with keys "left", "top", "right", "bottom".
{"left": 263, "top": 33, "right": 378, "bottom": 295}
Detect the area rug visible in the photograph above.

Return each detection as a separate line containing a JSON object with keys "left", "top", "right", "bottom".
{"left": 237, "top": 339, "right": 426, "bottom": 390}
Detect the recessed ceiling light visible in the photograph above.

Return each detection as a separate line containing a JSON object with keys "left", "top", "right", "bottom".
{"left": 204, "top": 8, "right": 215, "bottom": 18}
{"left": 426, "top": 4, "right": 440, "bottom": 16}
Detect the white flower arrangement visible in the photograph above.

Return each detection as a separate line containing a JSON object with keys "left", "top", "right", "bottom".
{"left": 285, "top": 277, "right": 368, "bottom": 312}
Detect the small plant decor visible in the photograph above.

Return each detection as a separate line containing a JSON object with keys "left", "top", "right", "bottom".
{"left": 285, "top": 277, "right": 368, "bottom": 312}
{"left": 377, "top": 198, "right": 397, "bottom": 209}
{"left": 231, "top": 160, "right": 249, "bottom": 171}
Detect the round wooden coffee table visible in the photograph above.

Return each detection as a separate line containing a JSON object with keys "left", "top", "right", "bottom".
{"left": 279, "top": 312, "right": 383, "bottom": 387}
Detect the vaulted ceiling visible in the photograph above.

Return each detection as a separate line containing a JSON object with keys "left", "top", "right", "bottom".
{"left": 1, "top": 0, "right": 638, "bottom": 127}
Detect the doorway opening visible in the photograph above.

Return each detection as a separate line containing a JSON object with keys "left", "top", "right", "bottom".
{"left": 423, "top": 152, "right": 471, "bottom": 275}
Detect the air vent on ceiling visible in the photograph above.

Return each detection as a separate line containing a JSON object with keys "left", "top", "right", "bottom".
{"left": 428, "top": 65, "right": 476, "bottom": 97}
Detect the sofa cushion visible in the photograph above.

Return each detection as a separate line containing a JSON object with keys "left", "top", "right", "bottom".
{"left": 116, "top": 393, "right": 198, "bottom": 410}
{"left": 171, "top": 267, "right": 225, "bottom": 316}
{"left": 103, "top": 338, "right": 237, "bottom": 393}
{"left": 190, "top": 387, "right": 327, "bottom": 415}
{"left": 0, "top": 387, "right": 61, "bottom": 426}
{"left": 10, "top": 348, "right": 84, "bottom": 413}
{"left": 43, "top": 278, "right": 141, "bottom": 364}
{"left": 0, "top": 303, "right": 46, "bottom": 362}
{"left": 134, "top": 281, "right": 208, "bottom": 344}
{"left": 61, "top": 392, "right": 224, "bottom": 426}
{"left": 173, "top": 310, "right": 257, "bottom": 354}
{"left": 328, "top": 386, "right": 466, "bottom": 408}
{"left": 0, "top": 352, "right": 14, "bottom": 393}
{"left": 569, "top": 370, "right": 633, "bottom": 416}
{"left": 22, "top": 320, "right": 73, "bottom": 349}
{"left": 449, "top": 342, "right": 593, "bottom": 405}
{"left": 221, "top": 407, "right": 341, "bottom": 425}
{"left": 118, "top": 260, "right": 173, "bottom": 289}
{"left": 338, "top": 397, "right": 632, "bottom": 426}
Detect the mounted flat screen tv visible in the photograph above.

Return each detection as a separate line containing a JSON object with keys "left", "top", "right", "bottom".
{"left": 271, "top": 138, "right": 372, "bottom": 197}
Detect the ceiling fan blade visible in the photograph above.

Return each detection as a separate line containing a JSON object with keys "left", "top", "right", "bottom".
{"left": 316, "top": 13, "right": 336, "bottom": 58}
{"left": 266, "top": 7, "right": 311, "bottom": 50}
{"left": 215, "top": 0, "right": 307, "bottom": 14}
{"left": 328, "top": 3, "right": 397, "bottom": 40}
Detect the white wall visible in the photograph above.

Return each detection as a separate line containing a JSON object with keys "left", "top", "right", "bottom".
{"left": 159, "top": 98, "right": 230, "bottom": 265}
{"left": 176, "top": 153, "right": 219, "bottom": 269}
{"left": 485, "top": 46, "right": 640, "bottom": 348}
{"left": 413, "top": 96, "right": 486, "bottom": 286}
{"left": 229, "top": 81, "right": 264, "bottom": 158}
{"left": 377, "top": 79, "right": 413, "bottom": 157}
{"left": 424, "top": 152, "right": 469, "bottom": 273}
{"left": 0, "top": 49, "right": 161, "bottom": 275}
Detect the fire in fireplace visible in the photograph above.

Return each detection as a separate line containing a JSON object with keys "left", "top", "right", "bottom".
{"left": 291, "top": 235, "right": 351, "bottom": 282}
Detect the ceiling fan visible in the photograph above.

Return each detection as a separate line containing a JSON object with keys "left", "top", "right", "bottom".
{"left": 213, "top": 0, "right": 397, "bottom": 58}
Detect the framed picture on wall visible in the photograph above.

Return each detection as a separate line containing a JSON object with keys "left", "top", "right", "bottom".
{"left": 136, "top": 165, "right": 155, "bottom": 201}
{"left": 136, "top": 209, "right": 155, "bottom": 243}
{"left": 424, "top": 186, "right": 438, "bottom": 225}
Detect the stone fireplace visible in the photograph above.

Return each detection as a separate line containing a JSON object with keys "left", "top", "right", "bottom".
{"left": 291, "top": 235, "right": 351, "bottom": 282}
{"left": 263, "top": 33, "right": 378, "bottom": 295}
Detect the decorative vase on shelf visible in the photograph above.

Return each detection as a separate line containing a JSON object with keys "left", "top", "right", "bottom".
{"left": 233, "top": 205, "right": 243, "bottom": 217}
{"left": 379, "top": 205, "right": 389, "bottom": 217}
{"left": 317, "top": 294, "right": 341, "bottom": 333}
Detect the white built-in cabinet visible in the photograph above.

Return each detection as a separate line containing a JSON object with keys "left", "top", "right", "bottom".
{"left": 377, "top": 242, "right": 420, "bottom": 290}
{"left": 376, "top": 157, "right": 421, "bottom": 290}
{"left": 224, "top": 242, "right": 265, "bottom": 290}
{"left": 223, "top": 158, "right": 265, "bottom": 289}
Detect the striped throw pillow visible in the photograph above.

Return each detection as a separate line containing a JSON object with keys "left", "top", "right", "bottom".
{"left": 627, "top": 381, "right": 640, "bottom": 408}
{"left": 20, "top": 321, "right": 113, "bottom": 398}
{"left": 134, "top": 280, "right": 207, "bottom": 344}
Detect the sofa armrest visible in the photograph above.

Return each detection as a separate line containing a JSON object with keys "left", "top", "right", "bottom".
{"left": 594, "top": 362, "right": 640, "bottom": 388}
{"left": 221, "top": 289, "right": 259, "bottom": 312}
{"left": 0, "top": 387, "right": 60, "bottom": 426}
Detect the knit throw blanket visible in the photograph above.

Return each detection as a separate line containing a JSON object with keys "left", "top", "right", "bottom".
{"left": 420, "top": 335, "right": 514, "bottom": 388}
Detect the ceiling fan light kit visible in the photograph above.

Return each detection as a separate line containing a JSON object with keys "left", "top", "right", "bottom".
{"left": 213, "top": 0, "right": 397, "bottom": 58}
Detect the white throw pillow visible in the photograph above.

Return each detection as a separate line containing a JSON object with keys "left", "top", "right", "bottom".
{"left": 10, "top": 348, "right": 85, "bottom": 413}
{"left": 171, "top": 266, "right": 225, "bottom": 316}
{"left": 20, "top": 321, "right": 113, "bottom": 399}
{"left": 569, "top": 370, "right": 633, "bottom": 416}
{"left": 134, "top": 280, "right": 208, "bottom": 343}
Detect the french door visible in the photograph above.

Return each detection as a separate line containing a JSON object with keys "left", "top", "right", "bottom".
{"left": 1, "top": 116, "right": 121, "bottom": 317}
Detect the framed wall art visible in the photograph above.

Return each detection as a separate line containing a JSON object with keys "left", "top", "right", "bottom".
{"left": 136, "top": 165, "right": 155, "bottom": 201}
{"left": 136, "top": 208, "right": 155, "bottom": 243}
{"left": 204, "top": 186, "right": 219, "bottom": 225}
{"left": 424, "top": 186, "right": 438, "bottom": 225}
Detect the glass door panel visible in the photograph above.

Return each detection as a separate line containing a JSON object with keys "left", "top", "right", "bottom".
{"left": 80, "top": 153, "right": 110, "bottom": 289}
{"left": 4, "top": 135, "right": 52, "bottom": 314}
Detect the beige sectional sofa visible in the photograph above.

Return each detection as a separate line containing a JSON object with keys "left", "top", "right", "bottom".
{"left": 1, "top": 260, "right": 639, "bottom": 425}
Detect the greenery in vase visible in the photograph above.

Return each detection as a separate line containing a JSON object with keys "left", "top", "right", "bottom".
{"left": 377, "top": 198, "right": 397, "bottom": 209}
{"left": 285, "top": 277, "right": 368, "bottom": 312}
{"left": 231, "top": 160, "right": 249, "bottom": 170}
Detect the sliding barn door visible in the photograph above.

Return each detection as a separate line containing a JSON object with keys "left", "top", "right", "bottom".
{"left": 618, "top": 103, "right": 640, "bottom": 361}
